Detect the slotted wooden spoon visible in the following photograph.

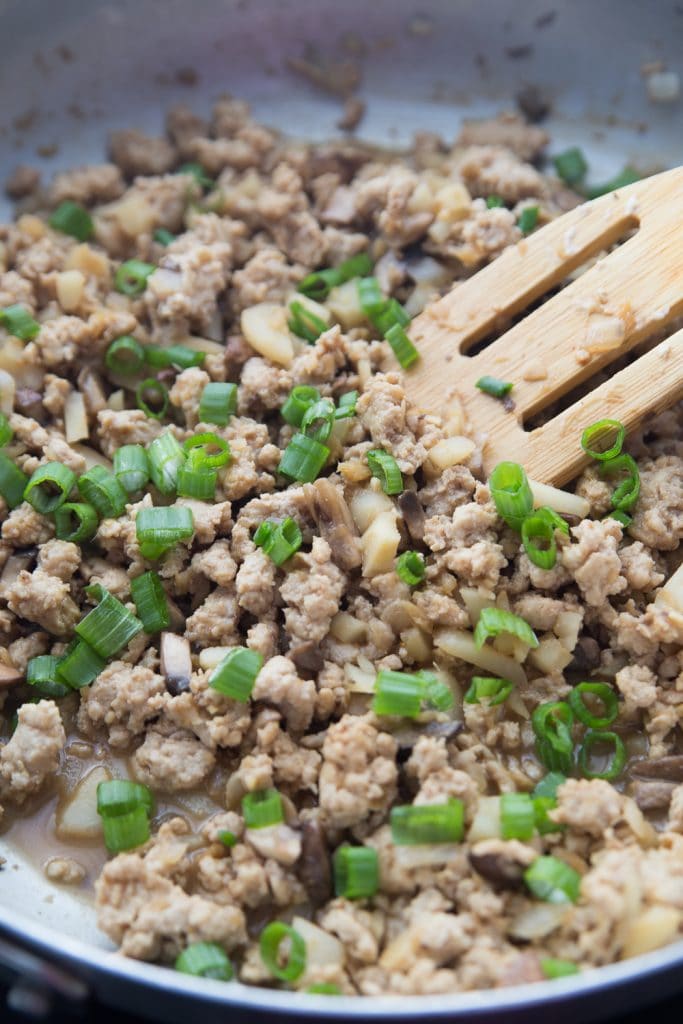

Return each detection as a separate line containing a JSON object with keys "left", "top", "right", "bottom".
{"left": 408, "top": 166, "right": 683, "bottom": 486}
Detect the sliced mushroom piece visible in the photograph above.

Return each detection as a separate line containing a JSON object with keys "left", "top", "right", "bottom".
{"left": 469, "top": 838, "right": 536, "bottom": 889}
{"left": 631, "top": 779, "right": 676, "bottom": 811}
{"left": 15, "top": 387, "right": 46, "bottom": 422}
{"left": 393, "top": 719, "right": 463, "bottom": 751}
{"left": 0, "top": 662, "right": 23, "bottom": 687}
{"left": 398, "top": 489, "right": 425, "bottom": 543}
{"left": 160, "top": 632, "right": 192, "bottom": 695}
{"left": 298, "top": 818, "right": 333, "bottom": 909}
{"left": 631, "top": 756, "right": 683, "bottom": 782}
{"left": 289, "top": 641, "right": 325, "bottom": 675}
{"left": 304, "top": 478, "right": 361, "bottom": 571}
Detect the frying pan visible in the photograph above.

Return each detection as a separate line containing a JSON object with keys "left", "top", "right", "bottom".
{"left": 0, "top": 0, "right": 682, "bottom": 1019}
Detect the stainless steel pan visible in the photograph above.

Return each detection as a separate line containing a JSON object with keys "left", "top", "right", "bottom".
{"left": 0, "top": 0, "right": 682, "bottom": 1018}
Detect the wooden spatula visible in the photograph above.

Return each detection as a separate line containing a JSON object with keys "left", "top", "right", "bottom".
{"left": 408, "top": 167, "right": 683, "bottom": 486}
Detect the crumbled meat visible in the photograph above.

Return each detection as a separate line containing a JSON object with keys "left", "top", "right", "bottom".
{"left": 356, "top": 373, "right": 426, "bottom": 474}
{"left": 251, "top": 656, "right": 316, "bottom": 732}
{"left": 49, "top": 163, "right": 125, "bottom": 206}
{"left": 6, "top": 569, "right": 80, "bottom": 635}
{"left": 0, "top": 700, "right": 65, "bottom": 806}
{"left": 108, "top": 130, "right": 177, "bottom": 177}
{"left": 319, "top": 715, "right": 398, "bottom": 829}
{"left": 77, "top": 661, "right": 167, "bottom": 748}
{"left": 131, "top": 726, "right": 216, "bottom": 792}
{"left": 561, "top": 518, "right": 627, "bottom": 606}
{"left": 281, "top": 537, "right": 345, "bottom": 645}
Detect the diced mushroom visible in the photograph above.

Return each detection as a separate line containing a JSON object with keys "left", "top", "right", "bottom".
{"left": 160, "top": 631, "right": 192, "bottom": 695}
{"left": 289, "top": 641, "right": 325, "bottom": 674}
{"left": 631, "top": 779, "right": 676, "bottom": 811}
{"left": 0, "top": 662, "right": 23, "bottom": 687}
{"left": 393, "top": 719, "right": 462, "bottom": 751}
{"left": 469, "top": 838, "right": 536, "bottom": 888}
{"left": 569, "top": 636, "right": 601, "bottom": 673}
{"left": 304, "top": 478, "right": 361, "bottom": 571}
{"left": 15, "top": 387, "right": 45, "bottom": 421}
{"left": 631, "top": 756, "right": 683, "bottom": 782}
{"left": 298, "top": 818, "right": 333, "bottom": 909}
{"left": 398, "top": 489, "right": 425, "bottom": 543}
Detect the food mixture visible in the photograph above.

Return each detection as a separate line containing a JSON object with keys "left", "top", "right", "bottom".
{"left": 0, "top": 96, "right": 682, "bottom": 996}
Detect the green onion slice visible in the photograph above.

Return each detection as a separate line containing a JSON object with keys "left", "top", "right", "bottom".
{"left": 130, "top": 571, "right": 171, "bottom": 633}
{"left": 500, "top": 792, "right": 535, "bottom": 841}
{"left": 568, "top": 682, "right": 618, "bottom": 729}
{"left": 24, "top": 462, "right": 76, "bottom": 514}
{"left": 288, "top": 300, "right": 329, "bottom": 343}
{"left": 518, "top": 205, "right": 539, "bottom": 234}
{"left": 532, "top": 772, "right": 566, "bottom": 800}
{"left": 0, "top": 454, "right": 29, "bottom": 509}
{"left": 358, "top": 277, "right": 385, "bottom": 318}
{"left": 0, "top": 304, "right": 40, "bottom": 340}
{"left": 253, "top": 517, "right": 302, "bottom": 566}
{"left": 390, "top": 799, "right": 465, "bottom": 845}
{"left": 242, "top": 788, "right": 284, "bottom": 830}
{"left": 147, "top": 432, "right": 185, "bottom": 495}
{"left": 114, "top": 445, "right": 150, "bottom": 494}
{"left": 102, "top": 805, "right": 150, "bottom": 853}
{"left": 580, "top": 419, "right": 625, "bottom": 461}
{"left": 489, "top": 461, "right": 533, "bottom": 531}
{"left": 333, "top": 845, "right": 379, "bottom": 900}
{"left": 136, "top": 378, "right": 169, "bottom": 420}
{"left": 474, "top": 607, "right": 539, "bottom": 650}
{"left": 521, "top": 507, "right": 567, "bottom": 570}
{"left": 335, "top": 390, "right": 358, "bottom": 419}
{"left": 298, "top": 252, "right": 372, "bottom": 302}
{"left": 600, "top": 453, "right": 640, "bottom": 512}
{"left": 553, "top": 147, "right": 588, "bottom": 185}
{"left": 385, "top": 323, "right": 419, "bottom": 369}
{"left": 584, "top": 166, "right": 639, "bottom": 199}
{"left": 76, "top": 583, "right": 143, "bottom": 659}
{"left": 105, "top": 335, "right": 145, "bottom": 376}
{"left": 260, "top": 922, "right": 307, "bottom": 983}
{"left": 56, "top": 639, "right": 105, "bottom": 689}
{"left": 420, "top": 670, "right": 454, "bottom": 711}
{"left": 301, "top": 398, "right": 336, "bottom": 443}
{"left": 209, "top": 647, "right": 263, "bottom": 702}
{"left": 77, "top": 464, "right": 127, "bottom": 519}
{"left": 307, "top": 984, "right": 341, "bottom": 995}
{"left": 177, "top": 464, "right": 217, "bottom": 501}
{"left": 145, "top": 345, "right": 206, "bottom": 370}
{"left": 153, "top": 228, "right": 175, "bottom": 246}
{"left": 49, "top": 200, "right": 94, "bottom": 241}
{"left": 278, "top": 433, "right": 329, "bottom": 483}
{"left": 486, "top": 195, "right": 504, "bottom": 208}
{"left": 54, "top": 502, "right": 99, "bottom": 544}
{"left": 26, "top": 655, "right": 70, "bottom": 699}
{"left": 199, "top": 382, "right": 238, "bottom": 426}
{"left": 367, "top": 449, "right": 403, "bottom": 495}
{"left": 183, "top": 433, "right": 231, "bottom": 470}
{"left": 175, "top": 942, "right": 233, "bottom": 981}
{"left": 541, "top": 958, "right": 579, "bottom": 979}
{"left": 606, "top": 509, "right": 632, "bottom": 527}
{"left": 532, "top": 701, "right": 575, "bottom": 774}
{"left": 177, "top": 162, "right": 214, "bottom": 190}
{"left": 578, "top": 729, "right": 626, "bottom": 781}
{"left": 136, "top": 504, "right": 194, "bottom": 560}
{"left": 533, "top": 796, "right": 562, "bottom": 836}
{"left": 218, "top": 830, "right": 237, "bottom": 847}
{"left": 476, "top": 376, "right": 513, "bottom": 399}
{"left": 372, "top": 298, "right": 410, "bottom": 336}
{"left": 372, "top": 669, "right": 423, "bottom": 718}
{"left": 281, "top": 385, "right": 320, "bottom": 427}
{"left": 524, "top": 855, "right": 581, "bottom": 904}
{"left": 114, "top": 259, "right": 155, "bottom": 296}
{"left": 395, "top": 550, "right": 426, "bottom": 586}
{"left": 464, "top": 676, "right": 513, "bottom": 706}
{"left": 96, "top": 779, "right": 154, "bottom": 817}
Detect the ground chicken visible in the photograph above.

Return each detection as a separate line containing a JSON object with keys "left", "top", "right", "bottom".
{"left": 0, "top": 700, "right": 65, "bottom": 806}
{"left": 319, "top": 715, "right": 398, "bottom": 829}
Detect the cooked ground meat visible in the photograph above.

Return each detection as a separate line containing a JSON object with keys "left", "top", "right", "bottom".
{"left": 0, "top": 97, "right": 681, "bottom": 1000}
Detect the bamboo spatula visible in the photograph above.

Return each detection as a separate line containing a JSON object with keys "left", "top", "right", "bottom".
{"left": 408, "top": 167, "right": 683, "bottom": 486}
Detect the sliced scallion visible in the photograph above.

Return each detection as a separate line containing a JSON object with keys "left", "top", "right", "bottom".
{"left": 524, "top": 855, "right": 581, "bottom": 904}
{"left": 298, "top": 253, "right": 372, "bottom": 302}
{"left": 209, "top": 646, "right": 263, "bottom": 701}
{"left": 136, "top": 504, "right": 194, "bottom": 560}
{"left": 371, "top": 669, "right": 423, "bottom": 718}
{"left": 464, "top": 675, "right": 513, "bottom": 706}
{"left": 175, "top": 942, "right": 233, "bottom": 981}
{"left": 578, "top": 729, "right": 626, "bottom": 781}
{"left": 553, "top": 147, "right": 588, "bottom": 185}
{"left": 600, "top": 453, "right": 640, "bottom": 512}
{"left": 333, "top": 845, "right": 379, "bottom": 900}
{"left": 281, "top": 386, "right": 320, "bottom": 427}
{"left": 102, "top": 805, "right": 150, "bottom": 853}
{"left": 114, "top": 259, "right": 155, "bottom": 296}
{"left": 130, "top": 571, "right": 171, "bottom": 633}
{"left": 522, "top": 507, "right": 568, "bottom": 570}
{"left": 395, "top": 550, "right": 425, "bottom": 586}
{"left": 136, "top": 378, "right": 169, "bottom": 420}
{"left": 385, "top": 323, "right": 419, "bottom": 369}
{"left": 367, "top": 449, "right": 403, "bottom": 495}
{"left": 474, "top": 607, "right": 538, "bottom": 650}
{"left": 500, "top": 792, "right": 535, "bottom": 841}
{"left": 335, "top": 390, "right": 358, "bottom": 419}
{"left": 489, "top": 461, "right": 533, "bottom": 531}
{"left": 568, "top": 682, "right": 618, "bottom": 729}
{"left": 0, "top": 304, "right": 40, "bottom": 340}
{"left": 49, "top": 201, "right": 94, "bottom": 241}
{"left": 56, "top": 638, "right": 106, "bottom": 689}
{"left": 242, "top": 788, "right": 284, "bottom": 830}
{"left": 580, "top": 419, "right": 625, "bottom": 461}
{"left": 476, "top": 375, "right": 513, "bottom": 399}
{"left": 153, "top": 228, "right": 176, "bottom": 246}
{"left": 532, "top": 701, "right": 575, "bottom": 774}
{"left": 253, "top": 517, "right": 302, "bottom": 566}
{"left": 54, "top": 502, "right": 99, "bottom": 544}
{"left": 357, "top": 277, "right": 385, "bottom": 318}
{"left": 260, "top": 922, "right": 307, "bottom": 983}
{"left": 96, "top": 779, "right": 153, "bottom": 817}
{"left": 390, "top": 799, "right": 465, "bottom": 845}
{"left": 24, "top": 462, "right": 76, "bottom": 514}
{"left": 0, "top": 454, "right": 29, "bottom": 509}
{"left": 176, "top": 464, "right": 216, "bottom": 500}
{"left": 26, "top": 655, "right": 70, "bottom": 699}
{"left": 77, "top": 465, "right": 127, "bottom": 519}
{"left": 147, "top": 432, "right": 185, "bottom": 495}
{"left": 105, "top": 335, "right": 145, "bottom": 376}
{"left": 486, "top": 195, "right": 504, "bottom": 208}
{"left": 183, "top": 433, "right": 231, "bottom": 470}
{"left": 288, "top": 300, "right": 329, "bottom": 343}
{"left": 278, "top": 433, "right": 329, "bottom": 483}
{"left": 114, "top": 445, "right": 150, "bottom": 495}
{"left": 199, "top": 382, "right": 238, "bottom": 426}
{"left": 76, "top": 583, "right": 143, "bottom": 659}
{"left": 177, "top": 162, "right": 214, "bottom": 190}
{"left": 145, "top": 345, "right": 206, "bottom": 370}
{"left": 541, "top": 958, "right": 579, "bottom": 979}
{"left": 301, "top": 398, "right": 336, "bottom": 443}
{"left": 518, "top": 205, "right": 539, "bottom": 234}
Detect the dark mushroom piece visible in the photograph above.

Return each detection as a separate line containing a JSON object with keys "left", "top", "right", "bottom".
{"left": 630, "top": 779, "right": 676, "bottom": 811}
{"left": 289, "top": 641, "right": 325, "bottom": 675}
{"left": 398, "top": 490, "right": 425, "bottom": 543}
{"left": 469, "top": 838, "right": 536, "bottom": 889}
{"left": 160, "top": 632, "right": 192, "bottom": 695}
{"left": 15, "top": 388, "right": 46, "bottom": 422}
{"left": 298, "top": 818, "right": 333, "bottom": 909}
{"left": 304, "top": 478, "right": 361, "bottom": 571}
{"left": 631, "top": 756, "right": 683, "bottom": 782}
{"left": 0, "top": 662, "right": 23, "bottom": 687}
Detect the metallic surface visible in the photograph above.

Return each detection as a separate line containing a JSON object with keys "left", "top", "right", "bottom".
{"left": 0, "top": 0, "right": 682, "bottom": 1017}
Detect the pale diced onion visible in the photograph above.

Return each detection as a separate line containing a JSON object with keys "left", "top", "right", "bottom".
{"left": 508, "top": 903, "right": 569, "bottom": 941}
{"left": 425, "top": 436, "right": 475, "bottom": 474}
{"left": 361, "top": 509, "right": 400, "bottom": 577}
{"left": 467, "top": 796, "right": 501, "bottom": 842}
{"left": 656, "top": 562, "right": 683, "bottom": 615}
{"left": 291, "top": 916, "right": 345, "bottom": 981}
{"left": 64, "top": 391, "right": 89, "bottom": 444}
{"left": 330, "top": 612, "right": 368, "bottom": 644}
{"left": 326, "top": 279, "right": 366, "bottom": 329}
{"left": 56, "top": 270, "right": 85, "bottom": 312}
{"left": 56, "top": 765, "right": 110, "bottom": 841}
{"left": 622, "top": 906, "right": 681, "bottom": 958}
{"left": 349, "top": 484, "right": 394, "bottom": 534}
{"left": 0, "top": 369, "right": 15, "bottom": 415}
{"left": 345, "top": 663, "right": 376, "bottom": 694}
{"left": 528, "top": 479, "right": 589, "bottom": 519}
{"left": 529, "top": 637, "right": 573, "bottom": 674}
{"left": 241, "top": 302, "right": 294, "bottom": 367}
{"left": 198, "top": 646, "right": 234, "bottom": 670}
{"left": 434, "top": 628, "right": 527, "bottom": 687}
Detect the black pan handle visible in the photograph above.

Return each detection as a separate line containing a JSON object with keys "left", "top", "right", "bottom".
{"left": 0, "top": 932, "right": 89, "bottom": 1019}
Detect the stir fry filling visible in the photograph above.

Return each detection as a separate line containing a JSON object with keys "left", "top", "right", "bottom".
{"left": 0, "top": 97, "right": 682, "bottom": 996}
